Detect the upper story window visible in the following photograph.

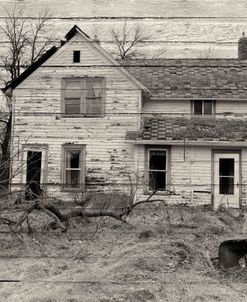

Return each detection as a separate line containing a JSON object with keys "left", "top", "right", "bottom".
{"left": 193, "top": 100, "right": 213, "bottom": 115}
{"left": 62, "top": 77, "right": 105, "bottom": 117}
{"left": 73, "top": 51, "right": 80, "bottom": 63}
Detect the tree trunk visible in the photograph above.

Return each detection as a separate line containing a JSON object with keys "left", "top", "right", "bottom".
{"left": 0, "top": 112, "right": 12, "bottom": 192}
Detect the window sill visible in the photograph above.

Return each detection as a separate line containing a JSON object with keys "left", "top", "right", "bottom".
{"left": 60, "top": 187, "right": 84, "bottom": 193}
{"left": 144, "top": 189, "right": 173, "bottom": 196}
{"left": 191, "top": 114, "right": 215, "bottom": 118}
{"left": 60, "top": 114, "right": 105, "bottom": 118}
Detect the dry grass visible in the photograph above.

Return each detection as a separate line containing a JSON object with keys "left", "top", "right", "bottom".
{"left": 0, "top": 202, "right": 247, "bottom": 301}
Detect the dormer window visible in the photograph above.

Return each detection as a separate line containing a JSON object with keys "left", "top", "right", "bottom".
{"left": 73, "top": 51, "right": 80, "bottom": 63}
{"left": 193, "top": 100, "right": 213, "bottom": 115}
{"left": 62, "top": 77, "right": 105, "bottom": 117}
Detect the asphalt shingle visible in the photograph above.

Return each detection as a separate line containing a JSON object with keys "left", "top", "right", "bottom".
{"left": 126, "top": 117, "right": 247, "bottom": 142}
{"left": 120, "top": 59, "right": 247, "bottom": 99}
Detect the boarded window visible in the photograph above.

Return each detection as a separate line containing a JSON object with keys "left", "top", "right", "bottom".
{"left": 63, "top": 146, "right": 85, "bottom": 190}
{"left": 193, "top": 100, "right": 213, "bottom": 115}
{"left": 62, "top": 77, "right": 104, "bottom": 116}
{"left": 148, "top": 149, "right": 167, "bottom": 191}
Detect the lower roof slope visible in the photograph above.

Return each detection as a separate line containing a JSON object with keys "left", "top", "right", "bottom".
{"left": 126, "top": 117, "right": 247, "bottom": 142}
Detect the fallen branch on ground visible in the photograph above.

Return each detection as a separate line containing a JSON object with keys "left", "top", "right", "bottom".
{"left": 1, "top": 188, "right": 168, "bottom": 233}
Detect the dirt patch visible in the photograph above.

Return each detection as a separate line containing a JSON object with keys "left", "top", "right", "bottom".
{"left": 1, "top": 203, "right": 247, "bottom": 301}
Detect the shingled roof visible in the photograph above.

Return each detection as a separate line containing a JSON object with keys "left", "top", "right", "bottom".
{"left": 120, "top": 59, "right": 247, "bottom": 100}
{"left": 126, "top": 117, "right": 247, "bottom": 143}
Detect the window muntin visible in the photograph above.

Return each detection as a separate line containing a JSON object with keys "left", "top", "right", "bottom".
{"left": 193, "top": 100, "right": 213, "bottom": 115}
{"left": 148, "top": 149, "right": 167, "bottom": 191}
{"left": 62, "top": 77, "right": 104, "bottom": 116}
{"left": 63, "top": 146, "right": 84, "bottom": 190}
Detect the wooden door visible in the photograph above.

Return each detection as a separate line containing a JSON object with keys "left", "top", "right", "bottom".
{"left": 213, "top": 153, "right": 240, "bottom": 209}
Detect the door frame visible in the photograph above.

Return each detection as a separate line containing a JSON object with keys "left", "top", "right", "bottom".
{"left": 21, "top": 144, "right": 48, "bottom": 197}
{"left": 211, "top": 149, "right": 242, "bottom": 209}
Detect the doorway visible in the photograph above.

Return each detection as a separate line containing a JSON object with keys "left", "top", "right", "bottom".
{"left": 213, "top": 152, "right": 240, "bottom": 209}
{"left": 25, "top": 151, "right": 42, "bottom": 200}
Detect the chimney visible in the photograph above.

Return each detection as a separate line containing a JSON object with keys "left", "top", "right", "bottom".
{"left": 238, "top": 32, "right": 247, "bottom": 60}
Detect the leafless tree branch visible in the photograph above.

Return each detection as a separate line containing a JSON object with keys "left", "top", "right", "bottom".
{"left": 111, "top": 21, "right": 149, "bottom": 59}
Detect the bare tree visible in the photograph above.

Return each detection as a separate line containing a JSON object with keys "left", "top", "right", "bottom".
{"left": 111, "top": 21, "right": 149, "bottom": 59}
{"left": 0, "top": 6, "right": 55, "bottom": 190}
{"left": 151, "top": 48, "right": 167, "bottom": 59}
{"left": 0, "top": 6, "right": 54, "bottom": 84}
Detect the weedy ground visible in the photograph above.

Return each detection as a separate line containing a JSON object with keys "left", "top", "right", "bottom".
{"left": 0, "top": 202, "right": 247, "bottom": 302}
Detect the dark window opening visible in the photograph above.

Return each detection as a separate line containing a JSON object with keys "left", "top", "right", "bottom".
{"left": 148, "top": 150, "right": 167, "bottom": 191}
{"left": 204, "top": 100, "right": 213, "bottom": 115}
{"left": 193, "top": 100, "right": 213, "bottom": 115}
{"left": 73, "top": 50, "right": 80, "bottom": 63}
{"left": 219, "top": 158, "right": 235, "bottom": 195}
{"left": 194, "top": 100, "right": 203, "bottom": 115}
{"left": 25, "top": 151, "right": 42, "bottom": 200}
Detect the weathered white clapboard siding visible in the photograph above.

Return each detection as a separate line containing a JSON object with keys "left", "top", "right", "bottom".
{"left": 216, "top": 100, "right": 247, "bottom": 115}
{"left": 143, "top": 99, "right": 247, "bottom": 116}
{"left": 11, "top": 33, "right": 142, "bottom": 200}
{"left": 143, "top": 99, "right": 191, "bottom": 115}
{"left": 136, "top": 144, "right": 247, "bottom": 206}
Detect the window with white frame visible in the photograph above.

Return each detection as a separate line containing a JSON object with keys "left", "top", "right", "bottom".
{"left": 63, "top": 145, "right": 85, "bottom": 190}
{"left": 148, "top": 149, "right": 168, "bottom": 191}
{"left": 193, "top": 100, "right": 213, "bottom": 115}
{"left": 62, "top": 77, "right": 105, "bottom": 116}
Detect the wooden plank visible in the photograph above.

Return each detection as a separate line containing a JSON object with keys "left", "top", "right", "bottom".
{"left": 1, "top": 0, "right": 247, "bottom": 18}
{"left": 0, "top": 1, "right": 246, "bottom": 58}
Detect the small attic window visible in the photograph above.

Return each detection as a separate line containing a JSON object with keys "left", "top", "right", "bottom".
{"left": 73, "top": 51, "right": 80, "bottom": 63}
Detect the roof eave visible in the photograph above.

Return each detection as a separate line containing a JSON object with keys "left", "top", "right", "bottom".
{"left": 125, "top": 139, "right": 247, "bottom": 147}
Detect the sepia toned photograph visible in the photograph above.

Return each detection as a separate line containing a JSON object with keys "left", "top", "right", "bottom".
{"left": 1, "top": 0, "right": 247, "bottom": 301}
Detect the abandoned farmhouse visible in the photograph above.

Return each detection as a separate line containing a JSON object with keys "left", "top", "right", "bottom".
{"left": 3, "top": 25, "right": 247, "bottom": 209}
